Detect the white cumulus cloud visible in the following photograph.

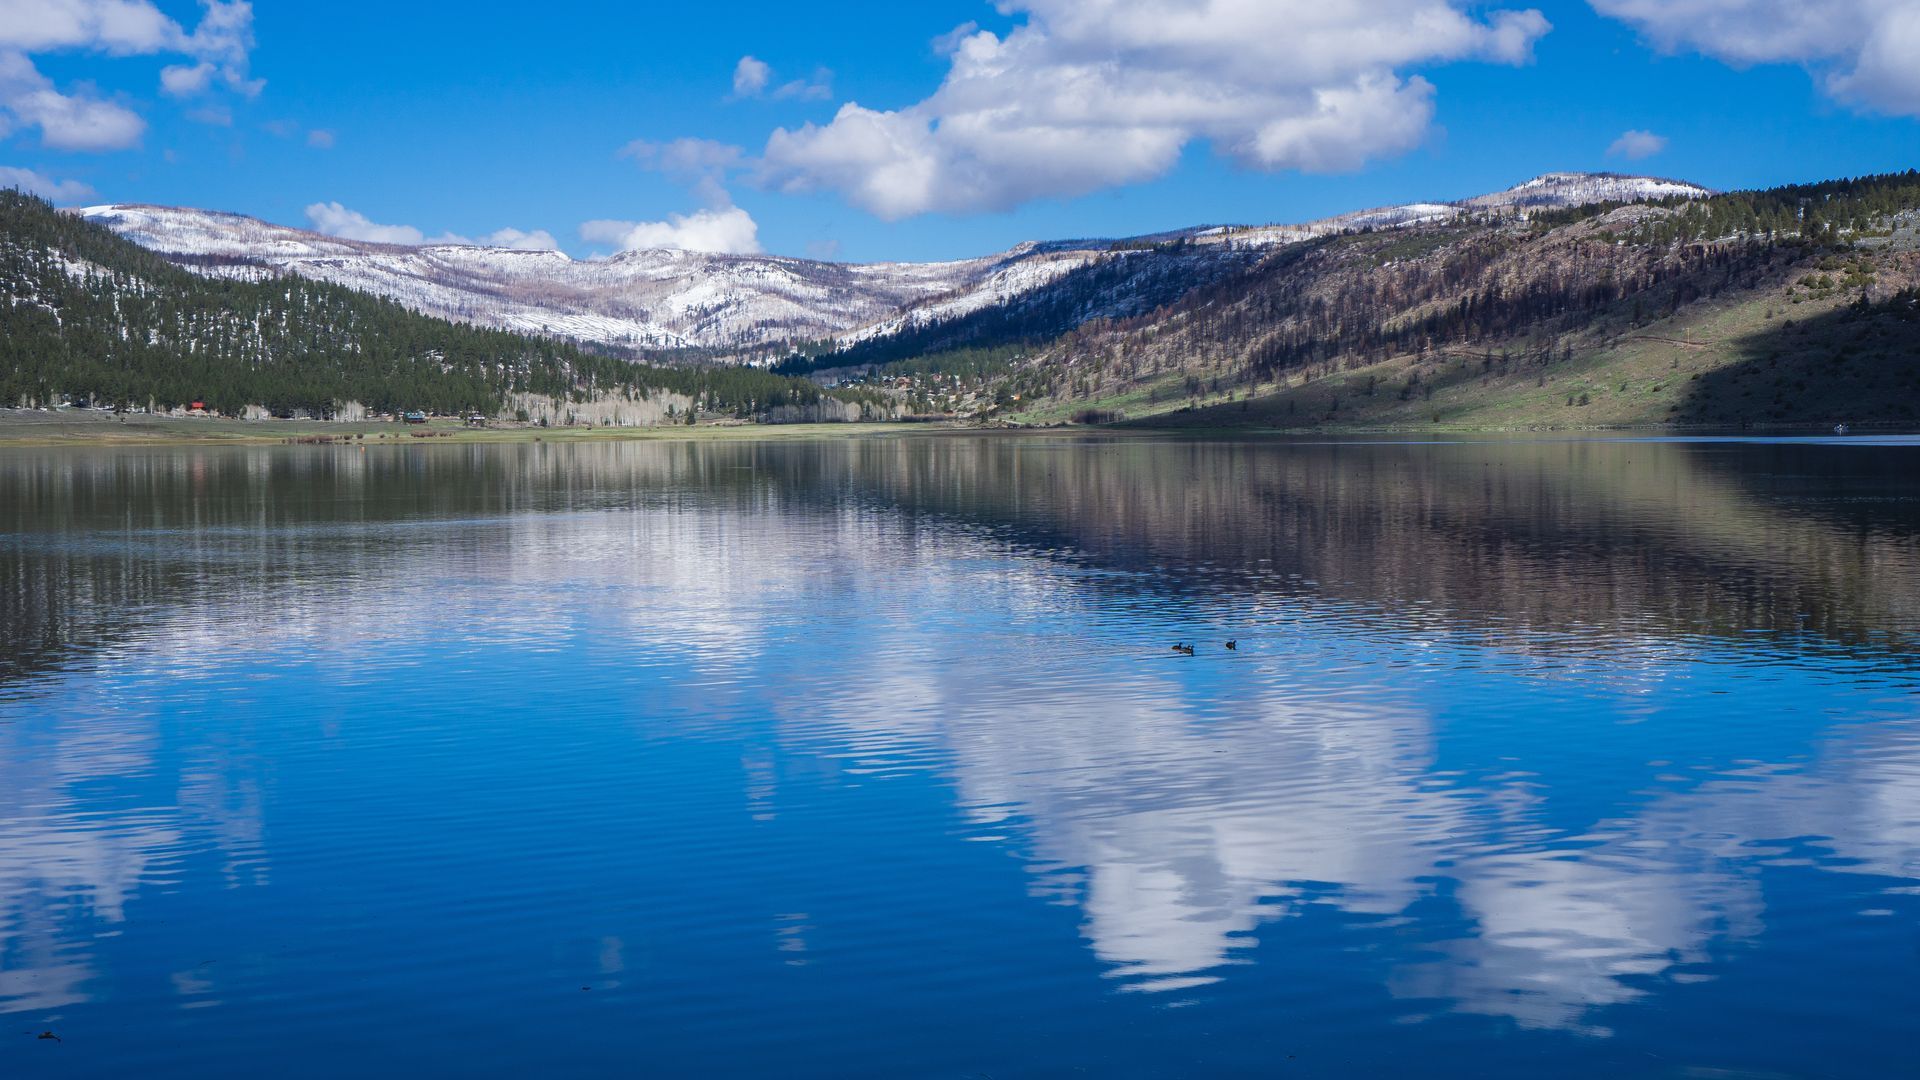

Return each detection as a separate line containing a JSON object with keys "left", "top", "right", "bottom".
{"left": 479, "top": 227, "right": 559, "bottom": 251}
{"left": 1607, "top": 129, "right": 1668, "bottom": 160}
{"left": 622, "top": 136, "right": 744, "bottom": 176}
{"left": 1591, "top": 0, "right": 1920, "bottom": 116}
{"left": 176, "top": 0, "right": 261, "bottom": 97}
{"left": 771, "top": 69, "right": 833, "bottom": 102}
{"left": 731, "top": 54, "right": 831, "bottom": 102}
{"left": 304, "top": 202, "right": 559, "bottom": 251}
{"left": 0, "top": 0, "right": 263, "bottom": 150}
{"left": 0, "top": 0, "right": 179, "bottom": 53}
{"left": 159, "top": 60, "right": 215, "bottom": 97}
{"left": 621, "top": 136, "right": 745, "bottom": 207}
{"left": 758, "top": 0, "right": 1550, "bottom": 219}
{"left": 0, "top": 48, "right": 144, "bottom": 150}
{"left": 305, "top": 201, "right": 427, "bottom": 245}
{"left": 732, "top": 55, "right": 771, "bottom": 98}
{"left": 579, "top": 206, "right": 762, "bottom": 255}
{"left": 0, "top": 163, "right": 93, "bottom": 200}
{"left": 596, "top": 137, "right": 762, "bottom": 254}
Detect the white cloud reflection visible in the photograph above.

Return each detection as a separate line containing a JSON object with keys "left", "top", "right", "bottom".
{"left": 0, "top": 706, "right": 264, "bottom": 1014}
{"left": 4, "top": 442, "right": 1917, "bottom": 1034}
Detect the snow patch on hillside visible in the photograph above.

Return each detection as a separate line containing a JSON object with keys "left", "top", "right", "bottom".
{"left": 79, "top": 203, "right": 1040, "bottom": 352}
{"left": 1462, "top": 173, "right": 1709, "bottom": 211}
{"left": 77, "top": 172, "right": 1710, "bottom": 355}
{"left": 841, "top": 250, "right": 1111, "bottom": 345}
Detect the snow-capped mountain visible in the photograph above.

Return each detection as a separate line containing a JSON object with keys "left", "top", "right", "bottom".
{"left": 1169, "top": 173, "right": 1708, "bottom": 250}
{"left": 78, "top": 173, "right": 1707, "bottom": 354}
{"left": 1459, "top": 172, "right": 1708, "bottom": 211}
{"left": 76, "top": 204, "right": 1042, "bottom": 350}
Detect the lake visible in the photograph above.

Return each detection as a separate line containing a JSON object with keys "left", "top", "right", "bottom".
{"left": 3, "top": 433, "right": 1917, "bottom": 1077}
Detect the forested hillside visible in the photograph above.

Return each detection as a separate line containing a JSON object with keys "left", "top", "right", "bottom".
{"left": 975, "top": 171, "right": 1920, "bottom": 428}
{"left": 0, "top": 191, "right": 879, "bottom": 422}
{"left": 12, "top": 168, "right": 1920, "bottom": 432}
{"left": 779, "top": 242, "right": 1264, "bottom": 376}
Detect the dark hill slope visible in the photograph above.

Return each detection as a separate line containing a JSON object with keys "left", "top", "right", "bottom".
{"left": 966, "top": 171, "right": 1920, "bottom": 429}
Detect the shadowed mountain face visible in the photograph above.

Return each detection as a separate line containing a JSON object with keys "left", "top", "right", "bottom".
{"left": 1678, "top": 289, "right": 1920, "bottom": 426}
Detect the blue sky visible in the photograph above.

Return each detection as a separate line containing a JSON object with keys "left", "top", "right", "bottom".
{"left": 2, "top": 1, "right": 1917, "bottom": 262}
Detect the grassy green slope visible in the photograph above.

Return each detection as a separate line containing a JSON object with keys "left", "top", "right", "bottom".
{"left": 1000, "top": 172, "right": 1920, "bottom": 431}
{"left": 1124, "top": 282, "right": 1920, "bottom": 431}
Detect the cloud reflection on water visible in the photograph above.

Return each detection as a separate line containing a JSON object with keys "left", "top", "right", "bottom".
{"left": 1, "top": 437, "right": 1917, "bottom": 1038}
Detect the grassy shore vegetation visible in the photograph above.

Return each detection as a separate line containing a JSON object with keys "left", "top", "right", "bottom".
{"left": 0, "top": 409, "right": 929, "bottom": 447}
{"left": 1045, "top": 281, "right": 1920, "bottom": 432}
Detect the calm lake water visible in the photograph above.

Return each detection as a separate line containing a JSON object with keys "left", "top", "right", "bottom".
{"left": 3, "top": 434, "right": 1918, "bottom": 1077}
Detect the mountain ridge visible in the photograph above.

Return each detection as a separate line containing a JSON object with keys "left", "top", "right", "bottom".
{"left": 8, "top": 168, "right": 1918, "bottom": 432}
{"left": 0, "top": 190, "right": 894, "bottom": 423}
{"left": 75, "top": 173, "right": 1708, "bottom": 355}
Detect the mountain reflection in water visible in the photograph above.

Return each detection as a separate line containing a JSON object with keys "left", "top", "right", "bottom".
{"left": 2, "top": 436, "right": 1916, "bottom": 1076}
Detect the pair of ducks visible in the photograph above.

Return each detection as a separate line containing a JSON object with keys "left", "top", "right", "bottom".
{"left": 1171, "top": 641, "right": 1236, "bottom": 655}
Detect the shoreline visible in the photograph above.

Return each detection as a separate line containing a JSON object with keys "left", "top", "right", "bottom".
{"left": 0, "top": 411, "right": 944, "bottom": 447}
{"left": 0, "top": 410, "right": 1904, "bottom": 448}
